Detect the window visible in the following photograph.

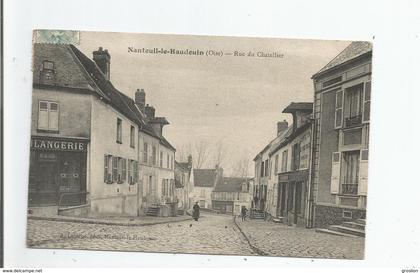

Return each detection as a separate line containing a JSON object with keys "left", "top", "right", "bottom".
{"left": 160, "top": 151, "right": 163, "bottom": 167}
{"left": 274, "top": 154, "right": 279, "bottom": 175}
{"left": 104, "top": 155, "right": 112, "bottom": 183}
{"left": 133, "top": 161, "right": 138, "bottom": 184}
{"left": 363, "top": 82, "right": 371, "bottom": 123}
{"left": 117, "top": 157, "right": 124, "bottom": 183}
{"left": 281, "top": 150, "right": 288, "bottom": 172}
{"left": 143, "top": 142, "right": 148, "bottom": 163}
{"left": 167, "top": 154, "right": 170, "bottom": 169}
{"left": 264, "top": 159, "right": 269, "bottom": 176}
{"left": 40, "top": 61, "right": 55, "bottom": 81}
{"left": 170, "top": 155, "right": 173, "bottom": 169}
{"left": 130, "top": 126, "right": 135, "bottom": 148}
{"left": 128, "top": 158, "right": 132, "bottom": 183}
{"left": 152, "top": 146, "right": 157, "bottom": 165}
{"left": 260, "top": 161, "right": 264, "bottom": 177}
{"left": 38, "top": 101, "right": 59, "bottom": 131}
{"left": 341, "top": 151, "right": 360, "bottom": 195}
{"left": 291, "top": 143, "right": 301, "bottom": 171}
{"left": 344, "top": 84, "right": 363, "bottom": 128}
{"left": 112, "top": 156, "right": 118, "bottom": 182}
{"left": 335, "top": 90, "right": 343, "bottom": 128}
{"left": 116, "top": 118, "right": 122, "bottom": 143}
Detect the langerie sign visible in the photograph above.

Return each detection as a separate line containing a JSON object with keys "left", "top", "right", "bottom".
{"left": 31, "top": 137, "right": 88, "bottom": 152}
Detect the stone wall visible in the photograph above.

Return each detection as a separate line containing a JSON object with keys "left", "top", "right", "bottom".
{"left": 314, "top": 204, "right": 366, "bottom": 228}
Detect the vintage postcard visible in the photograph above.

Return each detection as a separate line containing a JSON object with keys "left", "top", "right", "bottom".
{"left": 27, "top": 30, "right": 371, "bottom": 259}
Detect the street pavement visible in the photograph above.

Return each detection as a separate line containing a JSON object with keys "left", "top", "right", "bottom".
{"left": 27, "top": 213, "right": 254, "bottom": 256}
{"left": 27, "top": 213, "right": 364, "bottom": 259}
{"left": 235, "top": 218, "right": 365, "bottom": 259}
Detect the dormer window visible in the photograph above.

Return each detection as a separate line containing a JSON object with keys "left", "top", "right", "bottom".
{"left": 40, "top": 60, "right": 56, "bottom": 82}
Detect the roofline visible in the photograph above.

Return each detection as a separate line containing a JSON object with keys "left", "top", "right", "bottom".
{"left": 312, "top": 50, "right": 372, "bottom": 80}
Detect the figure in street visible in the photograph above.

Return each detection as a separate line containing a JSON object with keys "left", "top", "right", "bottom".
{"left": 192, "top": 202, "right": 200, "bottom": 221}
{"left": 241, "top": 206, "right": 248, "bottom": 221}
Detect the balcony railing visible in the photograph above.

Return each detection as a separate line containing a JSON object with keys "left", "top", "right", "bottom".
{"left": 341, "top": 183, "right": 358, "bottom": 195}
{"left": 345, "top": 115, "right": 362, "bottom": 128}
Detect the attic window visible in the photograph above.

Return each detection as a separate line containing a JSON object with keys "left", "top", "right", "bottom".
{"left": 40, "top": 60, "right": 56, "bottom": 82}
{"left": 43, "top": 61, "right": 54, "bottom": 70}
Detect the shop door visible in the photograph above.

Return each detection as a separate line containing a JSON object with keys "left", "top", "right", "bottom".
{"left": 34, "top": 157, "right": 59, "bottom": 205}
{"left": 294, "top": 182, "right": 303, "bottom": 225}
{"left": 277, "top": 183, "right": 287, "bottom": 217}
{"left": 58, "top": 153, "right": 83, "bottom": 206}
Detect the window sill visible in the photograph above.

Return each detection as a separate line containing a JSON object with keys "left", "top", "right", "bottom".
{"left": 116, "top": 140, "right": 122, "bottom": 144}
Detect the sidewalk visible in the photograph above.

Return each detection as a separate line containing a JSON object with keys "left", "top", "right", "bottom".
{"left": 28, "top": 213, "right": 193, "bottom": 227}
{"left": 234, "top": 217, "right": 365, "bottom": 259}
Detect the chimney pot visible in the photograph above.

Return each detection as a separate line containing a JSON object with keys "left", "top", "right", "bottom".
{"left": 93, "top": 47, "right": 111, "bottom": 80}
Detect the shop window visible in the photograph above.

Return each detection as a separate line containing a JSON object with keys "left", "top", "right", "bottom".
{"left": 130, "top": 126, "right": 135, "bottom": 148}
{"left": 116, "top": 118, "right": 122, "bottom": 144}
{"left": 38, "top": 100, "right": 59, "bottom": 132}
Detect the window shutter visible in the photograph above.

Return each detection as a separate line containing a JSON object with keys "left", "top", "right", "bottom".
{"left": 122, "top": 159, "right": 126, "bottom": 182}
{"left": 38, "top": 102, "right": 49, "bottom": 129}
{"left": 48, "top": 102, "right": 59, "bottom": 130}
{"left": 331, "top": 152, "right": 341, "bottom": 194}
{"left": 133, "top": 161, "right": 138, "bottom": 183}
{"left": 358, "top": 149, "right": 369, "bottom": 196}
{"left": 335, "top": 90, "right": 343, "bottom": 129}
{"left": 362, "top": 82, "right": 371, "bottom": 123}
{"left": 112, "top": 156, "right": 117, "bottom": 182}
{"left": 104, "top": 155, "right": 108, "bottom": 183}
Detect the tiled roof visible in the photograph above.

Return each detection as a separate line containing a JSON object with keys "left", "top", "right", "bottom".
{"left": 193, "top": 169, "right": 218, "bottom": 187}
{"left": 213, "top": 177, "right": 248, "bottom": 192}
{"left": 33, "top": 43, "right": 176, "bottom": 150}
{"left": 314, "top": 41, "right": 372, "bottom": 77}
{"left": 282, "top": 102, "right": 313, "bottom": 113}
{"left": 175, "top": 161, "right": 190, "bottom": 172}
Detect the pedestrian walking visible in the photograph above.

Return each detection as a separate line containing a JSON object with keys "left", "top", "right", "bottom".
{"left": 241, "top": 206, "right": 248, "bottom": 221}
{"left": 192, "top": 202, "right": 200, "bottom": 221}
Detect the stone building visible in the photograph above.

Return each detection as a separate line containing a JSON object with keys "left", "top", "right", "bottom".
{"left": 310, "top": 41, "right": 372, "bottom": 227}
{"left": 191, "top": 167, "right": 222, "bottom": 209}
{"left": 28, "top": 43, "right": 176, "bottom": 218}
{"left": 269, "top": 103, "right": 313, "bottom": 227}
{"left": 174, "top": 155, "right": 194, "bottom": 214}
{"left": 211, "top": 177, "right": 251, "bottom": 215}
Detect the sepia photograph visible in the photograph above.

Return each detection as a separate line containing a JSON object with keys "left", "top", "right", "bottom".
{"left": 26, "top": 30, "right": 372, "bottom": 260}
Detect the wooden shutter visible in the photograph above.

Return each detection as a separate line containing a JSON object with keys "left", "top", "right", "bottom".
{"left": 112, "top": 156, "right": 117, "bottom": 182}
{"left": 104, "top": 155, "right": 108, "bottom": 183}
{"left": 331, "top": 152, "right": 341, "bottom": 194}
{"left": 122, "top": 159, "right": 126, "bottom": 182}
{"left": 48, "top": 102, "right": 59, "bottom": 130}
{"left": 358, "top": 149, "right": 369, "bottom": 196}
{"left": 363, "top": 82, "right": 371, "bottom": 123}
{"left": 335, "top": 90, "right": 343, "bottom": 129}
{"left": 133, "top": 161, "right": 138, "bottom": 183}
{"left": 38, "top": 101, "right": 49, "bottom": 129}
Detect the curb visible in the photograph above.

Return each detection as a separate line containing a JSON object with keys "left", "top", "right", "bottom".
{"left": 28, "top": 215, "right": 192, "bottom": 227}
{"left": 233, "top": 216, "right": 269, "bottom": 256}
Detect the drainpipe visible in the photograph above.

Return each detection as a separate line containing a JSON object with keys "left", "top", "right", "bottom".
{"left": 306, "top": 118, "right": 316, "bottom": 228}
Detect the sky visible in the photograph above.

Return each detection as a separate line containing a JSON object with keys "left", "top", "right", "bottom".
{"left": 78, "top": 31, "right": 350, "bottom": 176}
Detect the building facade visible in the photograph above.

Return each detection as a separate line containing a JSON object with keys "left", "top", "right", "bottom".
{"left": 191, "top": 167, "right": 222, "bottom": 209}
{"left": 175, "top": 156, "right": 193, "bottom": 214}
{"left": 310, "top": 41, "right": 372, "bottom": 227}
{"left": 269, "top": 103, "right": 313, "bottom": 227}
{"left": 211, "top": 177, "right": 251, "bottom": 215}
{"left": 29, "top": 43, "right": 176, "bottom": 218}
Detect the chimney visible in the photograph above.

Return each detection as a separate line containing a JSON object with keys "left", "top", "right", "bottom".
{"left": 135, "top": 88, "right": 146, "bottom": 112}
{"left": 277, "top": 120, "right": 288, "bottom": 136}
{"left": 144, "top": 104, "right": 155, "bottom": 118}
{"left": 187, "top": 155, "right": 193, "bottom": 168}
{"left": 93, "top": 47, "right": 111, "bottom": 80}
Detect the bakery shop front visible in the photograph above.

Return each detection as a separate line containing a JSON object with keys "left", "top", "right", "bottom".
{"left": 28, "top": 136, "right": 89, "bottom": 207}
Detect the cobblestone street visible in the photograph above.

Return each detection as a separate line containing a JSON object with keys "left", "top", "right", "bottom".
{"left": 27, "top": 213, "right": 254, "bottom": 256}
{"left": 27, "top": 213, "right": 364, "bottom": 259}
{"left": 235, "top": 218, "right": 365, "bottom": 259}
